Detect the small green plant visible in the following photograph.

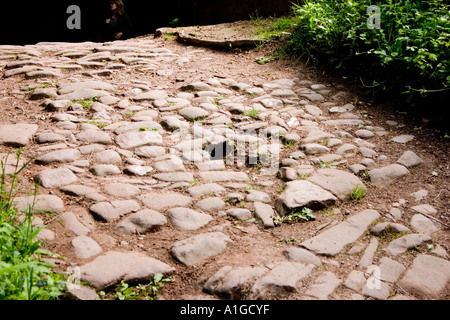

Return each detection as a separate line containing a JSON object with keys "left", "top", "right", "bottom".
{"left": 101, "top": 273, "right": 171, "bottom": 300}
{"left": 74, "top": 95, "right": 97, "bottom": 109}
{"left": 274, "top": 207, "right": 316, "bottom": 225}
{"left": 284, "top": 140, "right": 295, "bottom": 147}
{"left": 0, "top": 149, "right": 66, "bottom": 300}
{"left": 350, "top": 185, "right": 367, "bottom": 201}
{"left": 243, "top": 108, "right": 260, "bottom": 118}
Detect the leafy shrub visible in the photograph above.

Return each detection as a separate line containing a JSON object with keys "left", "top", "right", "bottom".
{"left": 285, "top": 0, "right": 449, "bottom": 109}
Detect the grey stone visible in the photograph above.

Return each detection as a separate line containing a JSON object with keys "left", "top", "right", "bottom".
{"left": 57, "top": 89, "right": 110, "bottom": 101}
{"left": 93, "top": 150, "right": 122, "bottom": 164}
{"left": 253, "top": 202, "right": 276, "bottom": 228}
{"left": 114, "top": 121, "right": 163, "bottom": 134}
{"left": 301, "top": 143, "right": 330, "bottom": 155}
{"left": 72, "top": 236, "right": 102, "bottom": 259}
{"left": 0, "top": 124, "right": 38, "bottom": 147}
{"left": 370, "top": 222, "right": 411, "bottom": 235}
{"left": 36, "top": 168, "right": 78, "bottom": 188}
{"left": 378, "top": 257, "right": 406, "bottom": 283}
{"left": 36, "top": 149, "right": 81, "bottom": 164}
{"left": 13, "top": 195, "right": 64, "bottom": 213}
{"left": 344, "top": 270, "right": 366, "bottom": 292}
{"left": 304, "top": 105, "right": 323, "bottom": 116}
{"left": 226, "top": 208, "right": 253, "bottom": 221}
{"left": 89, "top": 165, "right": 121, "bottom": 176}
{"left": 60, "top": 185, "right": 97, "bottom": 196}
{"left": 308, "top": 169, "right": 364, "bottom": 200}
{"left": 80, "top": 251, "right": 175, "bottom": 290}
{"left": 411, "top": 204, "right": 437, "bottom": 215}
{"left": 195, "top": 197, "right": 226, "bottom": 213}
{"left": 170, "top": 232, "right": 233, "bottom": 266}
{"left": 60, "top": 212, "right": 91, "bottom": 236}
{"left": 355, "top": 129, "right": 375, "bottom": 139}
{"left": 154, "top": 156, "right": 186, "bottom": 172}
{"left": 250, "top": 262, "right": 315, "bottom": 299}
{"left": 197, "top": 171, "right": 249, "bottom": 182}
{"left": 167, "top": 207, "right": 213, "bottom": 231}
{"left": 58, "top": 80, "right": 116, "bottom": 95}
{"left": 397, "top": 151, "right": 423, "bottom": 168}
{"left": 384, "top": 233, "right": 432, "bottom": 256}
{"left": 368, "top": 164, "right": 410, "bottom": 187}
{"left": 138, "top": 192, "right": 192, "bottom": 210}
{"left": 187, "top": 183, "right": 226, "bottom": 198}
{"left": 89, "top": 200, "right": 140, "bottom": 222}
{"left": 362, "top": 277, "right": 392, "bottom": 300}
{"left": 115, "top": 131, "right": 163, "bottom": 149}
{"left": 304, "top": 272, "right": 342, "bottom": 300}
{"left": 271, "top": 89, "right": 297, "bottom": 98}
{"left": 359, "top": 238, "right": 379, "bottom": 268}
{"left": 283, "top": 247, "right": 322, "bottom": 266}
{"left": 410, "top": 214, "right": 439, "bottom": 234}
{"left": 130, "top": 90, "right": 168, "bottom": 101}
{"left": 153, "top": 172, "right": 194, "bottom": 182}
{"left": 103, "top": 183, "right": 141, "bottom": 198}
{"left": 116, "top": 209, "right": 167, "bottom": 234}
{"left": 123, "top": 165, "right": 153, "bottom": 176}
{"left": 203, "top": 266, "right": 266, "bottom": 299}
{"left": 245, "top": 190, "right": 271, "bottom": 203}
{"left": 391, "top": 135, "right": 414, "bottom": 143}
{"left": 135, "top": 146, "right": 166, "bottom": 158}
{"left": 275, "top": 180, "right": 337, "bottom": 216}
{"left": 178, "top": 106, "right": 209, "bottom": 121}
{"left": 398, "top": 255, "right": 450, "bottom": 298}
{"left": 77, "top": 129, "right": 113, "bottom": 145}
{"left": 34, "top": 133, "right": 66, "bottom": 144}
{"left": 300, "top": 209, "right": 380, "bottom": 256}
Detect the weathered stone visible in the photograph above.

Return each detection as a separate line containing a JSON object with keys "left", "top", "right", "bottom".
{"left": 203, "top": 266, "right": 266, "bottom": 299}
{"left": 300, "top": 210, "right": 380, "bottom": 256}
{"left": 308, "top": 169, "right": 364, "bottom": 200}
{"left": 197, "top": 171, "right": 249, "bottom": 182}
{"left": 60, "top": 212, "right": 91, "bottom": 236}
{"left": 301, "top": 143, "right": 330, "bottom": 155}
{"left": 391, "top": 135, "right": 414, "bottom": 143}
{"left": 397, "top": 150, "right": 423, "bottom": 168}
{"left": 275, "top": 180, "right": 337, "bottom": 216}
{"left": 132, "top": 90, "right": 169, "bottom": 101}
{"left": 250, "top": 262, "right": 315, "bottom": 299}
{"left": 36, "top": 149, "right": 81, "bottom": 164}
{"left": 103, "top": 183, "right": 140, "bottom": 198}
{"left": 359, "top": 238, "right": 379, "bottom": 268}
{"left": 170, "top": 232, "right": 233, "bottom": 266}
{"left": 167, "top": 207, "right": 213, "bottom": 230}
{"left": 89, "top": 165, "right": 121, "bottom": 176}
{"left": 245, "top": 190, "right": 270, "bottom": 203}
{"left": 115, "top": 131, "right": 163, "bottom": 149}
{"left": 179, "top": 106, "right": 209, "bottom": 121}
{"left": 135, "top": 146, "right": 166, "bottom": 158}
{"left": 344, "top": 271, "right": 366, "bottom": 292}
{"left": 362, "top": 277, "right": 392, "bottom": 300}
{"left": 58, "top": 80, "right": 116, "bottom": 95}
{"left": 89, "top": 200, "right": 140, "bottom": 222}
{"left": 226, "top": 208, "right": 253, "bottom": 220}
{"left": 36, "top": 168, "right": 78, "bottom": 188}
{"left": 378, "top": 257, "right": 406, "bottom": 283}
{"left": 154, "top": 156, "right": 186, "bottom": 172}
{"left": 384, "top": 234, "right": 432, "bottom": 256}
{"left": 187, "top": 183, "right": 226, "bottom": 198}
{"left": 410, "top": 204, "right": 437, "bottom": 215}
{"left": 72, "top": 236, "right": 102, "bottom": 259}
{"left": 13, "top": 195, "right": 64, "bottom": 213}
{"left": 0, "top": 124, "right": 38, "bottom": 147}
{"left": 34, "top": 133, "right": 66, "bottom": 144}
{"left": 410, "top": 214, "right": 439, "bottom": 234}
{"left": 153, "top": 172, "right": 194, "bottom": 182}
{"left": 77, "top": 129, "right": 113, "bottom": 145}
{"left": 138, "top": 192, "right": 192, "bottom": 210}
{"left": 195, "top": 197, "right": 226, "bottom": 213}
{"left": 368, "top": 164, "right": 410, "bottom": 187}
{"left": 80, "top": 251, "right": 175, "bottom": 290}
{"left": 304, "top": 272, "right": 342, "bottom": 300}
{"left": 253, "top": 202, "right": 276, "bottom": 228}
{"left": 398, "top": 255, "right": 450, "bottom": 298}
{"left": 60, "top": 185, "right": 96, "bottom": 196}
{"left": 283, "top": 248, "right": 322, "bottom": 266}
{"left": 116, "top": 209, "right": 167, "bottom": 234}
{"left": 93, "top": 150, "right": 122, "bottom": 164}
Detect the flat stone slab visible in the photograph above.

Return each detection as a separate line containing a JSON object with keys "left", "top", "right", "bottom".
{"left": 89, "top": 200, "right": 140, "bottom": 222}
{"left": 80, "top": 251, "right": 175, "bottom": 290}
{"left": 275, "top": 180, "right": 337, "bottom": 216}
{"left": 167, "top": 207, "right": 213, "bottom": 230}
{"left": 72, "top": 236, "right": 102, "bottom": 259}
{"left": 131, "top": 90, "right": 168, "bottom": 101}
{"left": 153, "top": 172, "right": 194, "bottom": 182}
{"left": 36, "top": 167, "right": 78, "bottom": 188}
{"left": 36, "top": 149, "right": 81, "bottom": 164}
{"left": 253, "top": 202, "right": 276, "bottom": 228}
{"left": 397, "top": 150, "right": 423, "bottom": 168}
{"left": 368, "top": 164, "right": 410, "bottom": 187}
{"left": 138, "top": 192, "right": 193, "bottom": 210}
{"left": 398, "top": 255, "right": 450, "bottom": 298}
{"left": 187, "top": 183, "right": 226, "bottom": 198}
{"left": 308, "top": 169, "right": 364, "bottom": 200}
{"left": 0, "top": 124, "right": 38, "bottom": 147}
{"left": 115, "top": 131, "right": 163, "bottom": 149}
{"left": 171, "top": 232, "right": 233, "bottom": 266}
{"left": 383, "top": 233, "right": 432, "bottom": 256}
{"left": 57, "top": 80, "right": 117, "bottom": 95}
{"left": 13, "top": 195, "right": 64, "bottom": 213}
{"left": 197, "top": 171, "right": 249, "bottom": 182}
{"left": 300, "top": 209, "right": 380, "bottom": 256}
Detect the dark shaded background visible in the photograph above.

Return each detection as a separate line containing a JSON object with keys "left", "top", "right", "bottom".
{"left": 0, "top": 0, "right": 298, "bottom": 45}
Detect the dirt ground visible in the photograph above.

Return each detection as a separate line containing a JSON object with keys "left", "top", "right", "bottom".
{"left": 1, "top": 20, "right": 448, "bottom": 300}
